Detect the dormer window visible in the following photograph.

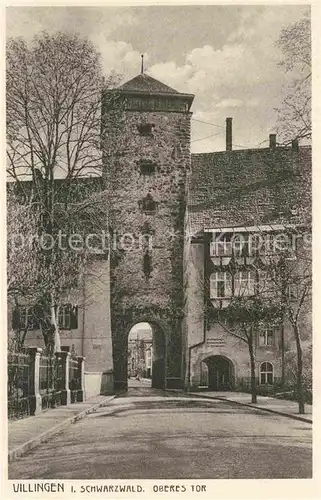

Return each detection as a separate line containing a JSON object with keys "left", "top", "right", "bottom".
{"left": 139, "top": 194, "right": 157, "bottom": 215}
{"left": 139, "top": 159, "right": 156, "bottom": 175}
{"left": 137, "top": 123, "right": 154, "bottom": 136}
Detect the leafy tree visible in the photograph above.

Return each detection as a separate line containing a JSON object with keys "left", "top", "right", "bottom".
{"left": 276, "top": 12, "right": 311, "bottom": 144}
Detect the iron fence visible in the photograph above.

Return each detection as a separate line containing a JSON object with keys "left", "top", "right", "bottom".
{"left": 69, "top": 355, "right": 81, "bottom": 403}
{"left": 39, "top": 353, "right": 63, "bottom": 410}
{"left": 8, "top": 346, "right": 84, "bottom": 420}
{"left": 7, "top": 349, "right": 31, "bottom": 420}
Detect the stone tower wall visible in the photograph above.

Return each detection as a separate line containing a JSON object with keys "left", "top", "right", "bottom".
{"left": 102, "top": 106, "right": 192, "bottom": 389}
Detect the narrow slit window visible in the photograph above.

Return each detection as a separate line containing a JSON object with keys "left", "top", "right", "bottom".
{"left": 139, "top": 160, "right": 156, "bottom": 175}
{"left": 139, "top": 194, "right": 157, "bottom": 215}
{"left": 137, "top": 123, "right": 154, "bottom": 136}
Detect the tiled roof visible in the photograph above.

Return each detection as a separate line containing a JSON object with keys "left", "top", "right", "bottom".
{"left": 117, "top": 73, "right": 179, "bottom": 94}
{"left": 188, "top": 146, "right": 312, "bottom": 236}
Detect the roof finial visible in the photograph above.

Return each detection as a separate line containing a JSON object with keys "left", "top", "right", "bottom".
{"left": 141, "top": 54, "right": 144, "bottom": 74}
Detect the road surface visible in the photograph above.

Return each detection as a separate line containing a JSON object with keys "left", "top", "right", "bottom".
{"left": 9, "top": 387, "right": 312, "bottom": 479}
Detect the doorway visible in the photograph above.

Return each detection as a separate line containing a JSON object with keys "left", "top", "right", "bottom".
{"left": 202, "top": 355, "right": 234, "bottom": 391}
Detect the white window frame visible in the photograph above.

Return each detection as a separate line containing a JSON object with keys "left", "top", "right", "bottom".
{"left": 210, "top": 271, "right": 232, "bottom": 299}
{"left": 21, "top": 306, "right": 35, "bottom": 330}
{"left": 260, "top": 233, "right": 275, "bottom": 256}
{"left": 234, "top": 270, "right": 255, "bottom": 297}
{"left": 58, "top": 305, "right": 71, "bottom": 330}
{"left": 260, "top": 362, "right": 274, "bottom": 384}
{"left": 233, "top": 233, "right": 253, "bottom": 257}
{"left": 259, "top": 270, "right": 276, "bottom": 296}
{"left": 258, "top": 326, "right": 275, "bottom": 347}
{"left": 211, "top": 234, "right": 232, "bottom": 257}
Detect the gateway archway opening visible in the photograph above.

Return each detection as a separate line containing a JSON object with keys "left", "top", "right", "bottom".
{"left": 201, "top": 355, "right": 234, "bottom": 391}
{"left": 127, "top": 322, "right": 165, "bottom": 389}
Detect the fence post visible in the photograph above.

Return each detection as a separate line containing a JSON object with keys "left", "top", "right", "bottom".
{"left": 28, "top": 347, "right": 43, "bottom": 415}
{"left": 57, "top": 351, "right": 71, "bottom": 405}
{"left": 77, "top": 356, "right": 85, "bottom": 402}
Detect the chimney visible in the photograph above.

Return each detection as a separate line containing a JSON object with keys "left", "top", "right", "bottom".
{"left": 269, "top": 133, "right": 277, "bottom": 150}
{"left": 292, "top": 138, "right": 299, "bottom": 152}
{"left": 226, "top": 117, "right": 233, "bottom": 151}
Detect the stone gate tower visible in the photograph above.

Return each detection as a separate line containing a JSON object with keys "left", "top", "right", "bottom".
{"left": 102, "top": 72, "right": 194, "bottom": 390}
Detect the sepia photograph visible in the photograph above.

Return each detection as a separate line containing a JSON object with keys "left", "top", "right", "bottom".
{"left": 5, "top": 3, "right": 312, "bottom": 486}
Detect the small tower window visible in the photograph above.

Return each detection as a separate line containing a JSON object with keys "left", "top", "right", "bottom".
{"left": 139, "top": 159, "right": 156, "bottom": 175}
{"left": 143, "top": 249, "right": 152, "bottom": 280}
{"left": 139, "top": 194, "right": 157, "bottom": 215}
{"left": 137, "top": 123, "right": 154, "bottom": 136}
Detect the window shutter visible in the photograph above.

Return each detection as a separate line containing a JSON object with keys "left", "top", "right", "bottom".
{"left": 70, "top": 305, "right": 78, "bottom": 330}
{"left": 12, "top": 308, "right": 21, "bottom": 330}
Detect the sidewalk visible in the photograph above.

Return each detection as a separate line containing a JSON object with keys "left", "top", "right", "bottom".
{"left": 8, "top": 394, "right": 117, "bottom": 462}
{"left": 167, "top": 389, "right": 313, "bottom": 424}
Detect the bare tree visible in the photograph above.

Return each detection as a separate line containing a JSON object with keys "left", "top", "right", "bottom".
{"left": 212, "top": 256, "right": 281, "bottom": 404}
{"left": 211, "top": 229, "right": 311, "bottom": 413}
{"left": 269, "top": 232, "right": 312, "bottom": 413}
{"left": 276, "top": 12, "right": 311, "bottom": 144}
{"left": 6, "top": 32, "right": 118, "bottom": 351}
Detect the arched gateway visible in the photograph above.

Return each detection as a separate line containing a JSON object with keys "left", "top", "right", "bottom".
{"left": 127, "top": 322, "right": 166, "bottom": 389}
{"left": 202, "top": 355, "right": 235, "bottom": 391}
{"left": 102, "top": 72, "right": 194, "bottom": 390}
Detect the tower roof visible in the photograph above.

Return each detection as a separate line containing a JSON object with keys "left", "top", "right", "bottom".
{"left": 117, "top": 73, "right": 179, "bottom": 95}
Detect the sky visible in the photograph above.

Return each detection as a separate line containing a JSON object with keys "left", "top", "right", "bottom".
{"left": 6, "top": 5, "right": 309, "bottom": 153}
{"left": 129, "top": 323, "right": 152, "bottom": 341}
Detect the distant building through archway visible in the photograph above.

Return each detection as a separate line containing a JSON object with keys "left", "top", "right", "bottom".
{"left": 127, "top": 322, "right": 166, "bottom": 389}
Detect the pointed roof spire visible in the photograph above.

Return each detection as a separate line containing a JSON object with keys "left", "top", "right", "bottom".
{"left": 141, "top": 54, "right": 144, "bottom": 74}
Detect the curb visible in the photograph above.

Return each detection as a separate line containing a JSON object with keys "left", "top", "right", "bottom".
{"left": 165, "top": 390, "right": 312, "bottom": 424}
{"left": 8, "top": 394, "right": 118, "bottom": 463}
{"left": 213, "top": 396, "right": 312, "bottom": 424}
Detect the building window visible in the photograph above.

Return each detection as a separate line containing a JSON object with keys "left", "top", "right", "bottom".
{"left": 58, "top": 305, "right": 71, "bottom": 330}
{"left": 23, "top": 307, "right": 35, "bottom": 330}
{"left": 260, "top": 234, "right": 275, "bottom": 256}
{"left": 211, "top": 234, "right": 232, "bottom": 257}
{"left": 210, "top": 272, "right": 232, "bottom": 298}
{"left": 233, "top": 233, "right": 253, "bottom": 257}
{"left": 234, "top": 271, "right": 255, "bottom": 297}
{"left": 12, "top": 306, "right": 38, "bottom": 330}
{"left": 259, "top": 270, "right": 275, "bottom": 296}
{"left": 13, "top": 306, "right": 37, "bottom": 330}
{"left": 58, "top": 304, "right": 78, "bottom": 330}
{"left": 143, "top": 250, "right": 152, "bottom": 279}
{"left": 260, "top": 362, "right": 273, "bottom": 384}
{"left": 139, "top": 194, "right": 157, "bottom": 215}
{"left": 258, "top": 326, "right": 275, "bottom": 346}
{"left": 139, "top": 160, "right": 156, "bottom": 175}
{"left": 137, "top": 123, "right": 154, "bottom": 136}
